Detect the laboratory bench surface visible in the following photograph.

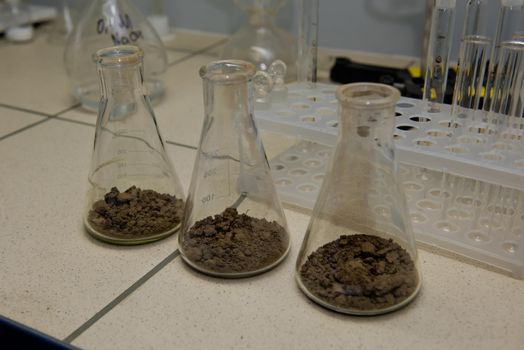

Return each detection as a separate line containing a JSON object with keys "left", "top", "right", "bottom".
{"left": 0, "top": 27, "right": 523, "bottom": 350}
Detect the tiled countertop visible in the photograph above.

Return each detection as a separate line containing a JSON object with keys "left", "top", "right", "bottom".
{"left": 0, "top": 27, "right": 523, "bottom": 350}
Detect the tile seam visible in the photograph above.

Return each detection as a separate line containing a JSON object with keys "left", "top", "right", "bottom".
{"left": 54, "top": 116, "right": 96, "bottom": 128}
{"left": 0, "top": 118, "right": 53, "bottom": 142}
{"left": 0, "top": 103, "right": 81, "bottom": 142}
{"left": 168, "top": 38, "right": 228, "bottom": 67}
{"left": 52, "top": 119, "right": 199, "bottom": 152}
{"left": 0, "top": 103, "right": 52, "bottom": 118}
{"left": 165, "top": 140, "right": 197, "bottom": 150}
{"left": 63, "top": 249, "right": 181, "bottom": 344}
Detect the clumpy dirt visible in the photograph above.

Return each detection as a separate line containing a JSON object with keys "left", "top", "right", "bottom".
{"left": 181, "top": 208, "right": 289, "bottom": 274}
{"left": 299, "top": 234, "right": 418, "bottom": 312}
{"left": 87, "top": 186, "right": 184, "bottom": 238}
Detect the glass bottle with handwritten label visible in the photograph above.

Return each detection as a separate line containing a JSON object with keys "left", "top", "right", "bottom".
{"left": 64, "top": 0, "right": 167, "bottom": 111}
{"left": 178, "top": 60, "right": 290, "bottom": 278}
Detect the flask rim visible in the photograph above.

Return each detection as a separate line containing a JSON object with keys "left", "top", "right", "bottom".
{"left": 94, "top": 45, "right": 144, "bottom": 66}
{"left": 336, "top": 83, "right": 400, "bottom": 109}
{"left": 199, "top": 60, "right": 256, "bottom": 83}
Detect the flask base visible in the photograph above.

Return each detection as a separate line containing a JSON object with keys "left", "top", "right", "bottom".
{"left": 84, "top": 219, "right": 180, "bottom": 245}
{"left": 179, "top": 245, "right": 290, "bottom": 279}
{"left": 296, "top": 274, "right": 421, "bottom": 316}
{"left": 296, "top": 234, "right": 421, "bottom": 315}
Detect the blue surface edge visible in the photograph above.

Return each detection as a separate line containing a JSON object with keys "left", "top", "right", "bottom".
{"left": 0, "top": 315, "right": 77, "bottom": 349}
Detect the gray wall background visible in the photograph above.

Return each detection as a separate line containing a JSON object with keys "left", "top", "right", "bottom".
{"left": 32, "top": 0, "right": 502, "bottom": 60}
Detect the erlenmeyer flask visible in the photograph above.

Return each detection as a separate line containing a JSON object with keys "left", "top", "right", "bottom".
{"left": 219, "top": 0, "right": 296, "bottom": 80}
{"left": 84, "top": 45, "right": 184, "bottom": 245}
{"left": 64, "top": 0, "right": 167, "bottom": 111}
{"left": 179, "top": 60, "right": 290, "bottom": 278}
{"left": 295, "top": 83, "right": 421, "bottom": 315}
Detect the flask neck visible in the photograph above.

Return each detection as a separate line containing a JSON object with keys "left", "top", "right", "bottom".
{"left": 336, "top": 83, "right": 400, "bottom": 158}
{"left": 338, "top": 104, "right": 396, "bottom": 151}
{"left": 200, "top": 61, "right": 256, "bottom": 129}
{"left": 98, "top": 63, "right": 145, "bottom": 102}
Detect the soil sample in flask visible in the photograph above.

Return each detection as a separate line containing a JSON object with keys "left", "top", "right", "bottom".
{"left": 179, "top": 60, "right": 290, "bottom": 278}
{"left": 295, "top": 83, "right": 421, "bottom": 315}
{"left": 84, "top": 45, "right": 185, "bottom": 245}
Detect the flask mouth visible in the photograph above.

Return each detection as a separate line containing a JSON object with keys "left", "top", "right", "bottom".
{"left": 95, "top": 45, "right": 144, "bottom": 67}
{"left": 336, "top": 83, "right": 400, "bottom": 109}
{"left": 199, "top": 60, "right": 256, "bottom": 83}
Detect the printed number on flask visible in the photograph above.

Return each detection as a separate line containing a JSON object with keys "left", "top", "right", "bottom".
{"left": 201, "top": 194, "right": 215, "bottom": 205}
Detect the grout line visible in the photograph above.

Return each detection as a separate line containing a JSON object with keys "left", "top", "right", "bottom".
{"left": 0, "top": 103, "right": 52, "bottom": 118}
{"left": 168, "top": 38, "right": 228, "bottom": 67}
{"left": 54, "top": 116, "right": 96, "bottom": 128}
{"left": 165, "top": 140, "right": 197, "bottom": 150}
{"left": 0, "top": 102, "right": 81, "bottom": 142}
{"left": 54, "top": 103, "right": 82, "bottom": 117}
{"left": 63, "top": 249, "right": 181, "bottom": 344}
{"left": 52, "top": 120, "right": 199, "bottom": 152}
{"left": 0, "top": 118, "right": 54, "bottom": 142}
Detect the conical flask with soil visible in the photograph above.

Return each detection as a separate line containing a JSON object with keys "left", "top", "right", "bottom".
{"left": 84, "top": 45, "right": 185, "bottom": 245}
{"left": 179, "top": 60, "right": 290, "bottom": 278}
{"left": 295, "top": 83, "right": 421, "bottom": 315}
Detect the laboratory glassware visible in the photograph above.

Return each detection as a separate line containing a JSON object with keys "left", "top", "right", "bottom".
{"left": 84, "top": 45, "right": 184, "bottom": 245}
{"left": 179, "top": 60, "right": 290, "bottom": 278}
{"left": 488, "top": 41, "right": 524, "bottom": 139}
{"left": 268, "top": 59, "right": 288, "bottom": 102}
{"left": 64, "top": 0, "right": 167, "bottom": 111}
{"left": 422, "top": 0, "right": 456, "bottom": 112}
{"left": 47, "top": 0, "right": 76, "bottom": 45}
{"left": 0, "top": 0, "right": 33, "bottom": 42}
{"left": 451, "top": 0, "right": 491, "bottom": 124}
{"left": 295, "top": 83, "right": 421, "bottom": 315}
{"left": 483, "top": 0, "right": 524, "bottom": 112}
{"left": 219, "top": 0, "right": 296, "bottom": 80}
{"left": 297, "top": 0, "right": 319, "bottom": 86}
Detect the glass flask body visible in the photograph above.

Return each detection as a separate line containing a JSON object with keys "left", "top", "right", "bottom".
{"left": 219, "top": 0, "right": 296, "bottom": 80}
{"left": 295, "top": 83, "right": 421, "bottom": 315}
{"left": 179, "top": 60, "right": 290, "bottom": 278}
{"left": 84, "top": 46, "right": 184, "bottom": 245}
{"left": 64, "top": 0, "right": 167, "bottom": 111}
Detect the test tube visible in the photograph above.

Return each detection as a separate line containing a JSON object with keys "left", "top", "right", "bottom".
{"left": 297, "top": 0, "right": 319, "bottom": 87}
{"left": 483, "top": 0, "right": 524, "bottom": 112}
{"left": 488, "top": 41, "right": 524, "bottom": 139}
{"left": 422, "top": 0, "right": 456, "bottom": 113}
{"left": 451, "top": 0, "right": 491, "bottom": 126}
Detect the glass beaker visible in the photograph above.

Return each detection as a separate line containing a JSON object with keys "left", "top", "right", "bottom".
{"left": 295, "top": 83, "right": 421, "bottom": 315}
{"left": 64, "top": 0, "right": 167, "bottom": 111}
{"left": 179, "top": 60, "right": 290, "bottom": 278}
{"left": 219, "top": 0, "right": 296, "bottom": 80}
{"left": 84, "top": 45, "right": 184, "bottom": 245}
